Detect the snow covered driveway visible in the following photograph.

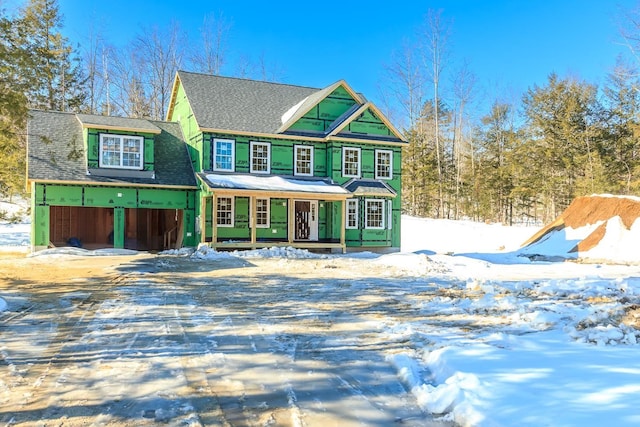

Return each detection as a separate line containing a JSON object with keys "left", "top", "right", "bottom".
{"left": 0, "top": 254, "right": 452, "bottom": 426}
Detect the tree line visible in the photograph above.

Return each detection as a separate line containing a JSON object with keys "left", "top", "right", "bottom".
{"left": 387, "top": 10, "right": 640, "bottom": 225}
{"left": 2, "top": 1, "right": 640, "bottom": 225}
{"left": 0, "top": 0, "right": 277, "bottom": 198}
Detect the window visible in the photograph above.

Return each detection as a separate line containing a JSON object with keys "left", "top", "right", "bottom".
{"left": 250, "top": 141, "right": 271, "bottom": 174}
{"left": 346, "top": 199, "right": 358, "bottom": 229}
{"left": 216, "top": 196, "right": 234, "bottom": 227}
{"left": 375, "top": 149, "right": 393, "bottom": 180}
{"left": 213, "top": 138, "right": 235, "bottom": 171}
{"left": 365, "top": 199, "right": 385, "bottom": 229}
{"left": 342, "top": 147, "right": 361, "bottom": 178}
{"left": 256, "top": 198, "right": 269, "bottom": 228}
{"left": 294, "top": 145, "right": 314, "bottom": 176}
{"left": 99, "top": 134, "right": 143, "bottom": 170}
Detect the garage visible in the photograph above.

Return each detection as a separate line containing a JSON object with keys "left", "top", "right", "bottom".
{"left": 49, "top": 206, "right": 184, "bottom": 251}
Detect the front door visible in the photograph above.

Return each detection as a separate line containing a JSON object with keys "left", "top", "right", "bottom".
{"left": 294, "top": 200, "right": 318, "bottom": 241}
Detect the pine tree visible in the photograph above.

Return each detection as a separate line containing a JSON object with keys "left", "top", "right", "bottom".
{"left": 0, "top": 6, "right": 29, "bottom": 196}
{"left": 19, "top": 0, "right": 86, "bottom": 111}
{"left": 522, "top": 74, "right": 603, "bottom": 220}
{"left": 602, "top": 59, "right": 640, "bottom": 193}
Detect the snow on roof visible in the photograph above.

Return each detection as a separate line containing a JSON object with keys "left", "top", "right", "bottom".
{"left": 202, "top": 173, "right": 350, "bottom": 195}
{"left": 280, "top": 96, "right": 309, "bottom": 125}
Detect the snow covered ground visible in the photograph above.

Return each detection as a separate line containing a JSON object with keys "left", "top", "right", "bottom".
{"left": 2, "top": 211, "right": 640, "bottom": 426}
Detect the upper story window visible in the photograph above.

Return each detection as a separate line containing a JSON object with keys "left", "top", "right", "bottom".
{"left": 250, "top": 141, "right": 271, "bottom": 174}
{"left": 365, "top": 199, "right": 385, "bottom": 229}
{"left": 213, "top": 138, "right": 235, "bottom": 171}
{"left": 375, "top": 149, "right": 393, "bottom": 180}
{"left": 346, "top": 199, "right": 358, "bottom": 229}
{"left": 342, "top": 147, "right": 361, "bottom": 178}
{"left": 294, "top": 145, "right": 314, "bottom": 176}
{"left": 99, "top": 134, "right": 144, "bottom": 170}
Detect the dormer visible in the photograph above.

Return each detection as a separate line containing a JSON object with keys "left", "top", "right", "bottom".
{"left": 76, "top": 114, "right": 160, "bottom": 179}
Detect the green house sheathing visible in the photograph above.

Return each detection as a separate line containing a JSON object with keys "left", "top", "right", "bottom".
{"left": 28, "top": 72, "right": 405, "bottom": 253}
{"left": 31, "top": 182, "right": 197, "bottom": 251}
{"left": 288, "top": 86, "right": 358, "bottom": 133}
{"left": 27, "top": 109, "right": 199, "bottom": 252}
{"left": 165, "top": 72, "right": 405, "bottom": 252}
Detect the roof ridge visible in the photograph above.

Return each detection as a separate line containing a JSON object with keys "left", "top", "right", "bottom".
{"left": 177, "top": 70, "right": 321, "bottom": 91}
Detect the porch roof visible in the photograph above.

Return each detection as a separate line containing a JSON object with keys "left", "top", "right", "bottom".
{"left": 198, "top": 173, "right": 350, "bottom": 200}
{"left": 343, "top": 179, "right": 397, "bottom": 197}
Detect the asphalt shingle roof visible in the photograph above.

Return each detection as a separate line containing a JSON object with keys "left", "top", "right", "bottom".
{"left": 177, "top": 71, "right": 321, "bottom": 134}
{"left": 76, "top": 114, "right": 162, "bottom": 134}
{"left": 343, "top": 179, "right": 397, "bottom": 197}
{"left": 27, "top": 110, "right": 197, "bottom": 188}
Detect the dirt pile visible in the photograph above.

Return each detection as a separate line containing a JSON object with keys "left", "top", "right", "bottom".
{"left": 521, "top": 195, "right": 640, "bottom": 260}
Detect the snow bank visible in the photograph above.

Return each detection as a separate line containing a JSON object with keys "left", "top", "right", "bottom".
{"left": 231, "top": 246, "right": 327, "bottom": 259}
{"left": 402, "top": 215, "right": 536, "bottom": 254}
{"left": 185, "top": 244, "right": 327, "bottom": 260}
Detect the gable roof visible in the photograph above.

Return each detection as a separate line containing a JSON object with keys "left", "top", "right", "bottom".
{"left": 276, "top": 80, "right": 363, "bottom": 134}
{"left": 327, "top": 102, "right": 405, "bottom": 142}
{"left": 27, "top": 110, "right": 198, "bottom": 188}
{"left": 170, "top": 71, "right": 319, "bottom": 134}
{"left": 169, "top": 71, "right": 406, "bottom": 144}
{"left": 76, "top": 114, "right": 162, "bottom": 134}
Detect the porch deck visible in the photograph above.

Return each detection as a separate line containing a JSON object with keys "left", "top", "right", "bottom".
{"left": 204, "top": 240, "right": 346, "bottom": 254}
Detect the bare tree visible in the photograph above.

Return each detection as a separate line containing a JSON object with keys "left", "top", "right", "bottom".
{"left": 132, "top": 22, "right": 185, "bottom": 119}
{"left": 108, "top": 46, "right": 150, "bottom": 118}
{"left": 190, "top": 12, "right": 232, "bottom": 75}
{"left": 383, "top": 39, "right": 426, "bottom": 131}
{"left": 450, "top": 60, "right": 476, "bottom": 218}
{"left": 82, "top": 26, "right": 107, "bottom": 114}
{"left": 421, "top": 9, "right": 452, "bottom": 217}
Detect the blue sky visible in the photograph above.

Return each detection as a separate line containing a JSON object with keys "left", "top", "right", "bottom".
{"left": 13, "top": 0, "right": 640, "bottom": 106}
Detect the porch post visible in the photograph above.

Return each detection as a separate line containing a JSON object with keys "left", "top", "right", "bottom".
{"left": 211, "top": 195, "right": 217, "bottom": 247}
{"left": 288, "top": 198, "right": 294, "bottom": 244}
{"left": 250, "top": 196, "right": 257, "bottom": 246}
{"left": 340, "top": 200, "right": 346, "bottom": 253}
{"left": 199, "top": 196, "right": 206, "bottom": 244}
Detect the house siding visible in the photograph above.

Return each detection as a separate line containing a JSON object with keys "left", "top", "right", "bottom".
{"left": 85, "top": 128, "right": 155, "bottom": 172}
{"left": 168, "top": 72, "right": 405, "bottom": 252}
{"left": 32, "top": 182, "right": 197, "bottom": 250}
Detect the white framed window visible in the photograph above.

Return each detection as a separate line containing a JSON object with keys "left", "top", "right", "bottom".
{"left": 294, "top": 145, "right": 314, "bottom": 176}
{"left": 387, "top": 200, "right": 393, "bottom": 230}
{"left": 256, "top": 198, "right": 270, "bottom": 228}
{"left": 99, "top": 134, "right": 144, "bottom": 170}
{"left": 365, "top": 199, "right": 385, "bottom": 229}
{"left": 213, "top": 138, "right": 235, "bottom": 171}
{"left": 342, "top": 147, "right": 361, "bottom": 178}
{"left": 346, "top": 199, "right": 358, "bottom": 229}
{"left": 375, "top": 149, "right": 393, "bottom": 180}
{"left": 216, "top": 196, "right": 234, "bottom": 227}
{"left": 250, "top": 141, "right": 271, "bottom": 174}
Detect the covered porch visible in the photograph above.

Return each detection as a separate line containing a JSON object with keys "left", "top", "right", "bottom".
{"left": 197, "top": 173, "right": 351, "bottom": 253}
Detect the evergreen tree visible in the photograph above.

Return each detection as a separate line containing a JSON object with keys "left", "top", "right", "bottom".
{"left": 522, "top": 74, "right": 604, "bottom": 221}
{"left": 0, "top": 6, "right": 28, "bottom": 196}
{"left": 602, "top": 59, "right": 640, "bottom": 193}
{"left": 473, "top": 102, "right": 517, "bottom": 223}
{"left": 19, "top": 0, "right": 86, "bottom": 111}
